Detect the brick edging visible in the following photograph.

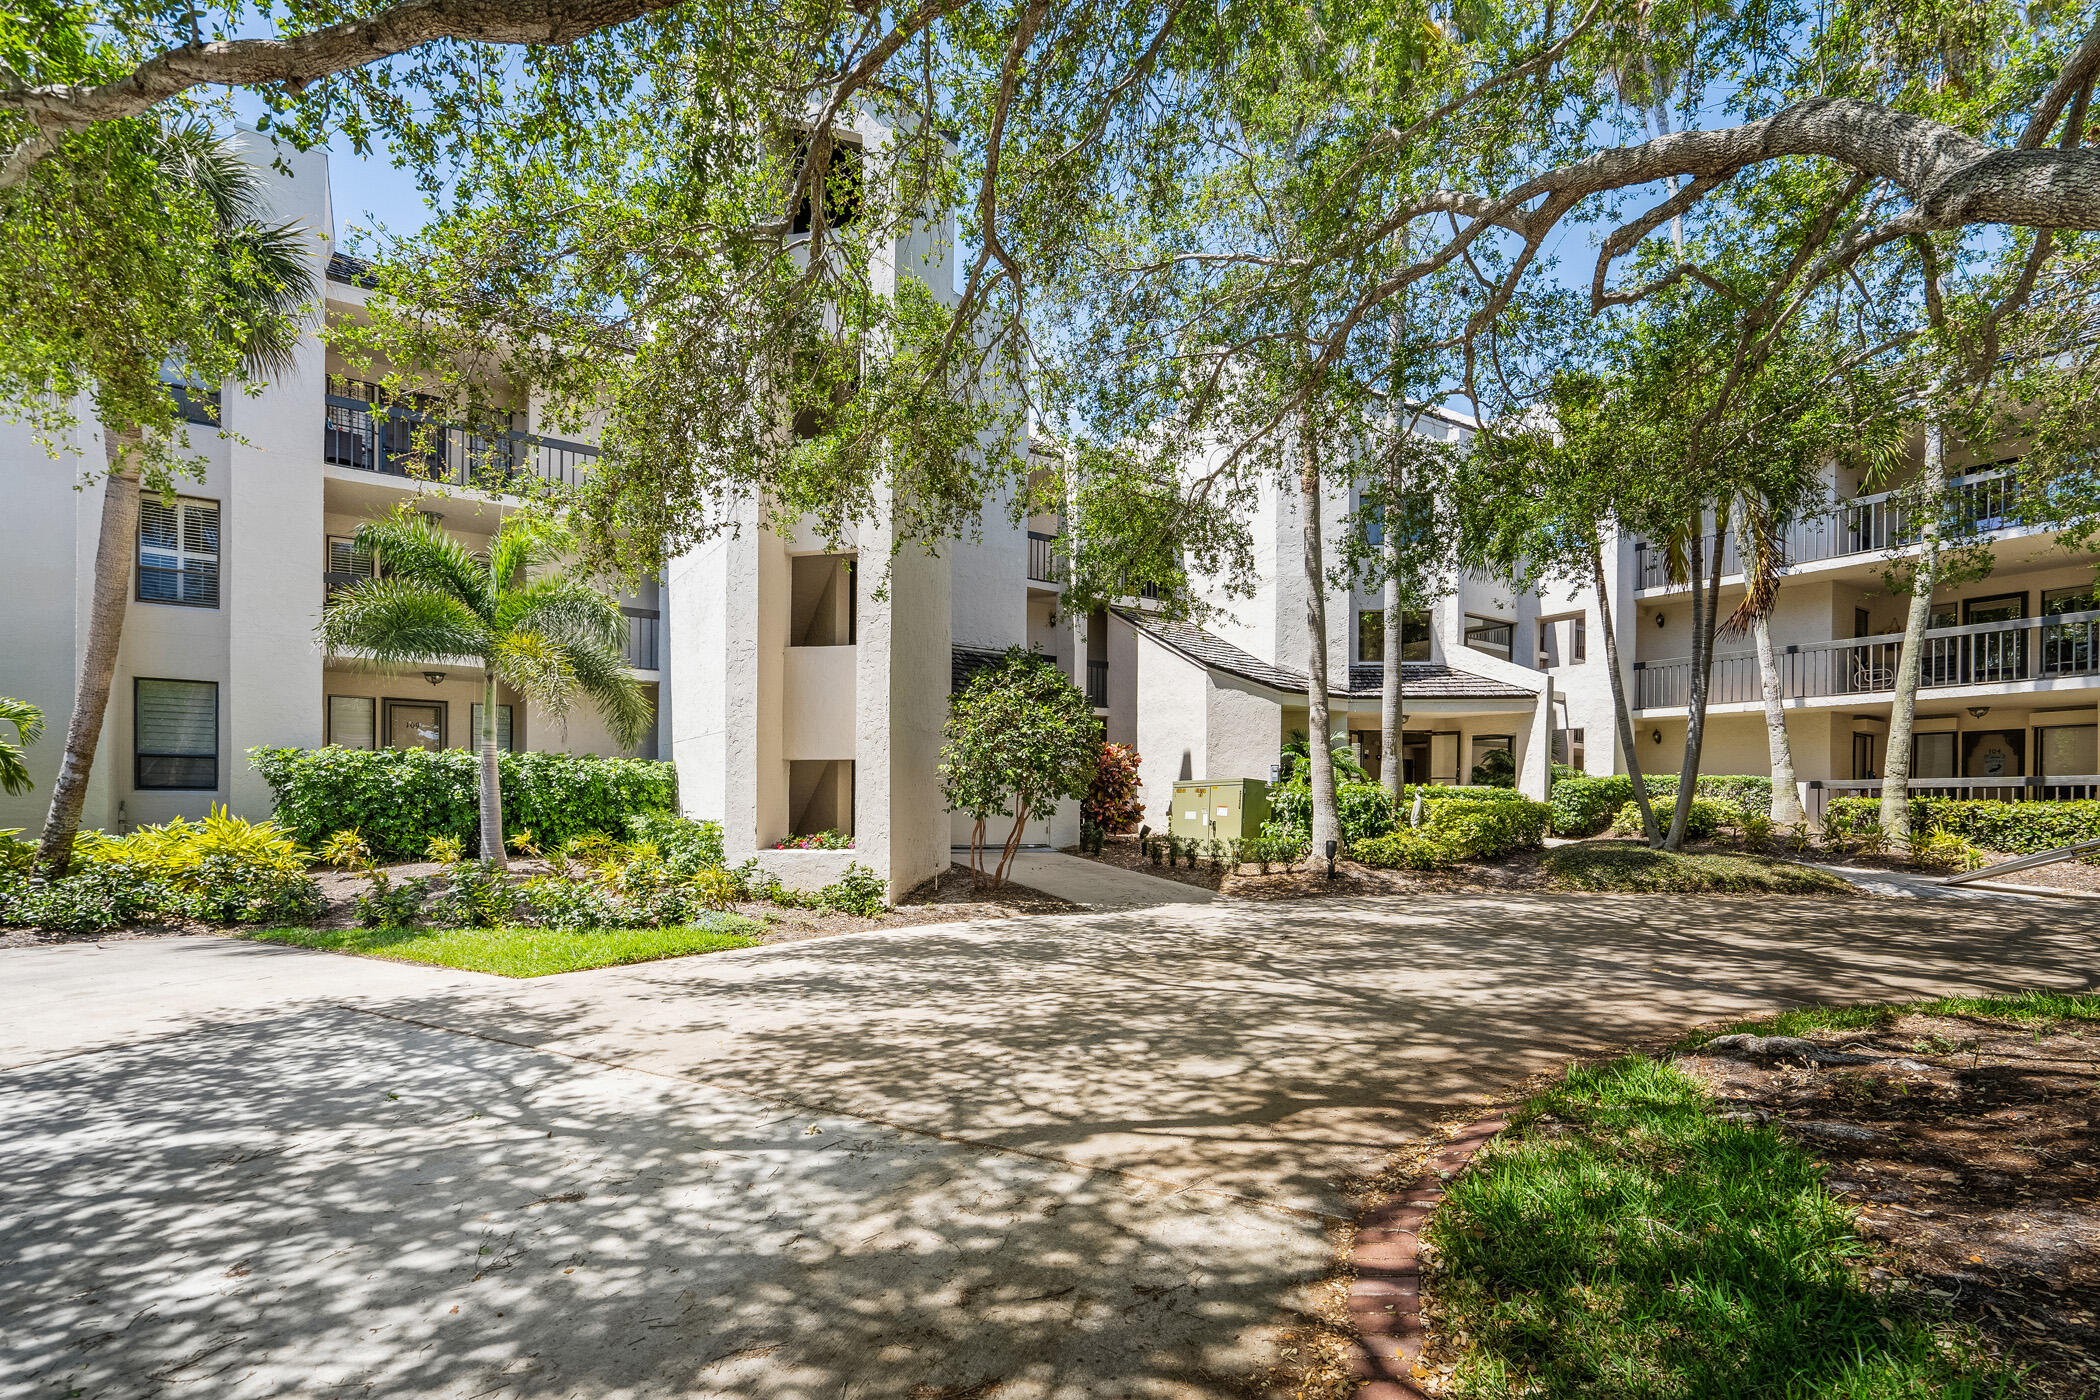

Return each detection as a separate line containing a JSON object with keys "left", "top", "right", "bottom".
{"left": 1345, "top": 1112, "right": 1511, "bottom": 1397}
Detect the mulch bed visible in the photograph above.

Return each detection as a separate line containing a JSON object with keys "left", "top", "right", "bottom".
{"left": 1672, "top": 1014, "right": 2100, "bottom": 1400}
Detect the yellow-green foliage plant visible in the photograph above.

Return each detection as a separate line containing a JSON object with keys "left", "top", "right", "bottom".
{"left": 83, "top": 806, "right": 323, "bottom": 923}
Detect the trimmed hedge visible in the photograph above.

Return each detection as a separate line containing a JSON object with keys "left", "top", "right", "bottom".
{"left": 1351, "top": 797, "right": 1553, "bottom": 870}
{"left": 1267, "top": 781, "right": 1536, "bottom": 849}
{"left": 1611, "top": 796, "right": 1732, "bottom": 842}
{"left": 249, "top": 746, "right": 678, "bottom": 859}
{"left": 1549, "top": 773, "right": 1774, "bottom": 836}
{"left": 1825, "top": 797, "right": 2100, "bottom": 854}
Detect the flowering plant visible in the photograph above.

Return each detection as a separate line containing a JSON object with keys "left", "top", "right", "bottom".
{"left": 772, "top": 830, "right": 854, "bottom": 850}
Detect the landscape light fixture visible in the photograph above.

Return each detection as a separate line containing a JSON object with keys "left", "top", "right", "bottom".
{"left": 1325, "top": 839, "right": 1338, "bottom": 879}
{"left": 1966, "top": 706, "right": 1991, "bottom": 720}
{"left": 423, "top": 671, "right": 447, "bottom": 687}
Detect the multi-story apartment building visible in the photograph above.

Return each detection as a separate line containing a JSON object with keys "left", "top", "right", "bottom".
{"left": 1620, "top": 436, "right": 2100, "bottom": 817}
{"left": 0, "top": 140, "right": 663, "bottom": 841}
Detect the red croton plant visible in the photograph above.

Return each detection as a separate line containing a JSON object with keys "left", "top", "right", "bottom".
{"left": 1083, "top": 743, "right": 1144, "bottom": 833}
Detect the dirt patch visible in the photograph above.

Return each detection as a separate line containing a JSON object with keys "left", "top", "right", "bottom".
{"left": 1677, "top": 1013, "right": 2100, "bottom": 1399}
{"left": 1062, "top": 833, "right": 1225, "bottom": 891}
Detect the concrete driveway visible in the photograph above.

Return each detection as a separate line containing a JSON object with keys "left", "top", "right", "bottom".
{"left": 3, "top": 894, "right": 2095, "bottom": 1399}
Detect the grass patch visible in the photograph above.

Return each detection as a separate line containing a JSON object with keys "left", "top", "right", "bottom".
{"left": 1544, "top": 842, "right": 1855, "bottom": 895}
{"left": 1426, "top": 1055, "right": 2023, "bottom": 1399}
{"left": 1680, "top": 988, "right": 2100, "bottom": 1049}
{"left": 238, "top": 917, "right": 762, "bottom": 977}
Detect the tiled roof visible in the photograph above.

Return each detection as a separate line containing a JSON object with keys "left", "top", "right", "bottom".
{"left": 1113, "top": 609, "right": 1533, "bottom": 700}
{"left": 326, "top": 251, "right": 378, "bottom": 288}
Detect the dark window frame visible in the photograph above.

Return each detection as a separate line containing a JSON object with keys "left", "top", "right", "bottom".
{"left": 134, "top": 677, "right": 219, "bottom": 790}
{"left": 384, "top": 698, "right": 448, "bottom": 751}
{"left": 469, "top": 701, "right": 516, "bottom": 752}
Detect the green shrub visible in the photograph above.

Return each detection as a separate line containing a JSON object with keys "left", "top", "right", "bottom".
{"left": 1267, "top": 780, "right": 1400, "bottom": 846}
{"left": 1550, "top": 773, "right": 1774, "bottom": 836}
{"left": 518, "top": 875, "right": 619, "bottom": 931}
{"left": 427, "top": 859, "right": 513, "bottom": 927}
{"left": 1082, "top": 742, "right": 1145, "bottom": 832}
{"left": 1610, "top": 795, "right": 1732, "bottom": 841}
{"left": 624, "top": 812, "right": 725, "bottom": 874}
{"left": 0, "top": 828, "right": 34, "bottom": 873}
{"left": 1824, "top": 796, "right": 2100, "bottom": 854}
{"left": 1423, "top": 797, "right": 1554, "bottom": 858}
{"left": 78, "top": 807, "right": 323, "bottom": 925}
{"left": 0, "top": 864, "right": 169, "bottom": 933}
{"left": 1350, "top": 830, "right": 1452, "bottom": 870}
{"left": 1544, "top": 844, "right": 1855, "bottom": 894}
{"left": 249, "top": 746, "right": 677, "bottom": 860}
{"left": 818, "top": 863, "right": 889, "bottom": 916}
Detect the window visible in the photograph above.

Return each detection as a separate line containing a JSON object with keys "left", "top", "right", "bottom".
{"left": 327, "top": 695, "right": 376, "bottom": 749}
{"left": 1357, "top": 609, "right": 1430, "bottom": 662}
{"left": 1852, "top": 732, "right": 1877, "bottom": 779}
{"left": 1468, "top": 734, "right": 1515, "bottom": 786}
{"left": 1912, "top": 731, "right": 1957, "bottom": 780}
{"left": 2038, "top": 724, "right": 2097, "bottom": 777}
{"left": 1552, "top": 728, "right": 1585, "bottom": 769}
{"left": 166, "top": 379, "right": 221, "bottom": 426}
{"left": 135, "top": 679, "right": 218, "bottom": 790}
{"left": 469, "top": 703, "right": 515, "bottom": 751}
{"left": 1573, "top": 616, "right": 1586, "bottom": 663}
{"left": 790, "top": 135, "right": 864, "bottom": 235}
{"left": 1463, "top": 614, "right": 1513, "bottom": 661}
{"left": 327, "top": 536, "right": 376, "bottom": 578}
{"left": 138, "top": 494, "right": 219, "bottom": 607}
{"left": 1537, "top": 616, "right": 1587, "bottom": 668}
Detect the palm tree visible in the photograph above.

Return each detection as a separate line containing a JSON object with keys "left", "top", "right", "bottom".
{"left": 0, "top": 699, "right": 45, "bottom": 797}
{"left": 319, "top": 509, "right": 651, "bottom": 867}
{"left": 35, "top": 124, "right": 316, "bottom": 874}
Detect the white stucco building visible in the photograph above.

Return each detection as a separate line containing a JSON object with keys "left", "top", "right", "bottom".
{"left": 0, "top": 141, "right": 662, "bottom": 841}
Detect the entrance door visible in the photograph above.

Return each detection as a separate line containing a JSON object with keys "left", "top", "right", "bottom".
{"left": 386, "top": 701, "right": 445, "bottom": 751}
{"left": 1851, "top": 732, "right": 1877, "bottom": 779}
{"left": 1962, "top": 729, "right": 2024, "bottom": 781}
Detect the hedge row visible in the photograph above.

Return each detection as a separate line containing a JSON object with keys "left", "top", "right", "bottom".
{"left": 249, "top": 746, "right": 679, "bottom": 859}
{"left": 1266, "top": 780, "right": 1536, "bottom": 848}
{"left": 1549, "top": 773, "right": 1774, "bottom": 837}
{"left": 1350, "top": 797, "right": 1554, "bottom": 870}
{"left": 1824, "top": 797, "right": 2100, "bottom": 854}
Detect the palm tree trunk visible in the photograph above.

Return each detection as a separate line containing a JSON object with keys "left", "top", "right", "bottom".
{"left": 1299, "top": 402, "right": 1339, "bottom": 864}
{"left": 1590, "top": 540, "right": 1659, "bottom": 844}
{"left": 37, "top": 435, "right": 138, "bottom": 875}
{"left": 479, "top": 667, "right": 506, "bottom": 869}
{"left": 1880, "top": 424, "right": 1947, "bottom": 852}
{"left": 1753, "top": 609, "right": 1805, "bottom": 825}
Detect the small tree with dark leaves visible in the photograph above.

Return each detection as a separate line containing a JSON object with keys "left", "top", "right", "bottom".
{"left": 940, "top": 649, "right": 1097, "bottom": 887}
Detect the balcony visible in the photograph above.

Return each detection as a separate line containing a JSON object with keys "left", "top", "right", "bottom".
{"left": 1633, "top": 608, "right": 2100, "bottom": 710}
{"left": 1087, "top": 658, "right": 1108, "bottom": 708}
{"left": 1027, "top": 531, "right": 1066, "bottom": 584}
{"left": 622, "top": 609, "right": 660, "bottom": 671}
{"left": 324, "top": 395, "right": 598, "bottom": 493}
{"left": 1635, "top": 468, "right": 2024, "bottom": 591}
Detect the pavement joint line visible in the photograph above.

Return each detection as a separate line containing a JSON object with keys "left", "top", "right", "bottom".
{"left": 344, "top": 1003, "right": 1355, "bottom": 1226}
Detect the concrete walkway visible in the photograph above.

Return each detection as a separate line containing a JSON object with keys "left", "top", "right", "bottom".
{"left": 999, "top": 849, "right": 1214, "bottom": 908}
{"left": 3, "top": 894, "right": 2095, "bottom": 1398}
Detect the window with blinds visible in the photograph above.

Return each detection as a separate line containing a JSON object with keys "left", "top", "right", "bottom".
{"left": 135, "top": 679, "right": 218, "bottom": 789}
{"left": 138, "top": 494, "right": 220, "bottom": 607}
{"left": 326, "top": 536, "right": 376, "bottom": 577}
{"left": 469, "top": 703, "right": 514, "bottom": 751}
{"left": 328, "top": 695, "right": 376, "bottom": 749}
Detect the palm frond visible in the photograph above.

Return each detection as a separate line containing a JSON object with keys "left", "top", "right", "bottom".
{"left": 352, "top": 511, "right": 492, "bottom": 618}
{"left": 491, "top": 630, "right": 580, "bottom": 716}
{"left": 0, "top": 697, "right": 46, "bottom": 748}
{"left": 1721, "top": 497, "right": 1784, "bottom": 636}
{"left": 497, "top": 576, "right": 626, "bottom": 653}
{"left": 563, "top": 640, "right": 654, "bottom": 749}
{"left": 488, "top": 512, "right": 570, "bottom": 592}
{"left": 218, "top": 219, "right": 318, "bottom": 378}
{"left": 320, "top": 578, "right": 490, "bottom": 666}
{"left": 0, "top": 747, "right": 31, "bottom": 797}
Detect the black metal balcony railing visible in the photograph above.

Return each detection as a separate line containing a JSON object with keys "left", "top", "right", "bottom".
{"left": 1635, "top": 468, "right": 2024, "bottom": 590}
{"left": 1027, "top": 531, "right": 1067, "bottom": 584}
{"left": 623, "top": 609, "right": 660, "bottom": 671}
{"left": 1633, "top": 607, "right": 2100, "bottom": 709}
{"left": 1086, "top": 658, "right": 1109, "bottom": 708}
{"left": 324, "top": 395, "right": 599, "bottom": 492}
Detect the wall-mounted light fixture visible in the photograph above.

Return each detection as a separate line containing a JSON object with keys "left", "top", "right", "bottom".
{"left": 1650, "top": 728, "right": 1663, "bottom": 744}
{"left": 1655, "top": 612, "right": 1667, "bottom": 628}
{"left": 1966, "top": 705, "right": 1991, "bottom": 720}
{"left": 423, "top": 671, "right": 447, "bottom": 687}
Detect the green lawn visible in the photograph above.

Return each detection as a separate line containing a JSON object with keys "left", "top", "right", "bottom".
{"left": 1425, "top": 1055, "right": 2022, "bottom": 1399}
{"left": 1680, "top": 988, "right": 2100, "bottom": 1049}
{"left": 1544, "top": 842, "right": 1855, "bottom": 894}
{"left": 238, "top": 917, "right": 762, "bottom": 977}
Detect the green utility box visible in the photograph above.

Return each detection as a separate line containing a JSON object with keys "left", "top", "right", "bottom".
{"left": 1167, "top": 779, "right": 1272, "bottom": 844}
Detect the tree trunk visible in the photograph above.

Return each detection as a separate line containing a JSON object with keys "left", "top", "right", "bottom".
{"left": 969, "top": 816, "right": 986, "bottom": 882}
{"left": 37, "top": 433, "right": 139, "bottom": 875}
{"left": 1380, "top": 577, "right": 1404, "bottom": 804}
{"left": 1753, "top": 609, "right": 1805, "bottom": 826}
{"left": 994, "top": 789, "right": 1031, "bottom": 885}
{"left": 1667, "top": 514, "right": 1728, "bottom": 850}
{"left": 1590, "top": 540, "right": 1659, "bottom": 845}
{"left": 1299, "top": 403, "right": 1339, "bottom": 863}
{"left": 479, "top": 666, "right": 506, "bottom": 868}
{"left": 1880, "top": 425, "right": 1947, "bottom": 851}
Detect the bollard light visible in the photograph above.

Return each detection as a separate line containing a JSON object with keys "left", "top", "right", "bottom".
{"left": 1325, "top": 839, "right": 1338, "bottom": 879}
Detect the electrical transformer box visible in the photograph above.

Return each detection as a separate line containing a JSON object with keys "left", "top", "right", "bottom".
{"left": 1166, "top": 779, "right": 1272, "bottom": 844}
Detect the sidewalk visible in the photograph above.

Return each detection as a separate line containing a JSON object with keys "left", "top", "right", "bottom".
{"left": 968, "top": 849, "right": 1215, "bottom": 909}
